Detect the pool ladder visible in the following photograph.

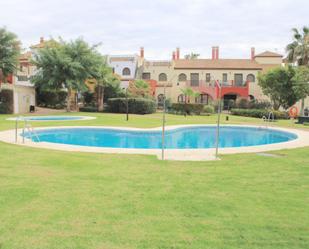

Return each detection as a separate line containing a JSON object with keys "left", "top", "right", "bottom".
{"left": 15, "top": 116, "right": 40, "bottom": 143}
{"left": 261, "top": 111, "right": 274, "bottom": 128}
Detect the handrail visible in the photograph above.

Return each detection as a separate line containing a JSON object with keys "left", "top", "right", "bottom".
{"left": 268, "top": 111, "right": 274, "bottom": 123}
{"left": 14, "top": 116, "right": 40, "bottom": 143}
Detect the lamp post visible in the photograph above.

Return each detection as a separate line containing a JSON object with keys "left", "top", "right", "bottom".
{"left": 161, "top": 84, "right": 166, "bottom": 160}
{"left": 215, "top": 80, "right": 222, "bottom": 159}
{"left": 123, "top": 87, "right": 129, "bottom": 121}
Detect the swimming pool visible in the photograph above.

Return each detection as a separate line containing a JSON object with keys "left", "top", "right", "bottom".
{"left": 23, "top": 126, "right": 297, "bottom": 149}
{"left": 7, "top": 116, "right": 96, "bottom": 121}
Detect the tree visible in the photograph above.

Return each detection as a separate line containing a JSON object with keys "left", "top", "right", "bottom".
{"left": 286, "top": 26, "right": 309, "bottom": 115}
{"left": 181, "top": 87, "right": 200, "bottom": 103}
{"left": 286, "top": 26, "right": 309, "bottom": 66}
{"left": 95, "top": 57, "right": 120, "bottom": 111}
{"left": 258, "top": 66, "right": 307, "bottom": 110}
{"left": 292, "top": 66, "right": 309, "bottom": 112}
{"left": 184, "top": 52, "right": 200, "bottom": 60}
{"left": 128, "top": 79, "right": 151, "bottom": 98}
{"left": 32, "top": 38, "right": 102, "bottom": 111}
{"left": 0, "top": 27, "right": 20, "bottom": 83}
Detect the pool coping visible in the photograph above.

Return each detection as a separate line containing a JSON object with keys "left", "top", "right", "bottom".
{"left": 0, "top": 124, "right": 309, "bottom": 161}
{"left": 6, "top": 116, "right": 96, "bottom": 121}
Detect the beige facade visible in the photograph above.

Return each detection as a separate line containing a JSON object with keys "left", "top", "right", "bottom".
{"left": 138, "top": 48, "right": 283, "bottom": 104}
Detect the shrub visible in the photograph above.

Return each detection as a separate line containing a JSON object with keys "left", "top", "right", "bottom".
{"left": 231, "top": 108, "right": 289, "bottom": 119}
{"left": 0, "top": 89, "right": 14, "bottom": 114}
{"left": 107, "top": 98, "right": 156, "bottom": 114}
{"left": 83, "top": 92, "right": 95, "bottom": 106}
{"left": 170, "top": 103, "right": 204, "bottom": 115}
{"left": 203, "top": 105, "right": 215, "bottom": 114}
{"left": 248, "top": 100, "right": 272, "bottom": 109}
{"left": 235, "top": 98, "right": 249, "bottom": 109}
{"left": 79, "top": 106, "right": 98, "bottom": 112}
{"left": 36, "top": 90, "right": 67, "bottom": 109}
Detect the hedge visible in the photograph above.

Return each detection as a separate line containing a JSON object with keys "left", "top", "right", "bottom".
{"left": 36, "top": 90, "right": 67, "bottom": 109}
{"left": 107, "top": 98, "right": 156, "bottom": 114}
{"left": 170, "top": 103, "right": 204, "bottom": 115}
{"left": 0, "top": 89, "right": 14, "bottom": 114}
{"left": 79, "top": 106, "right": 98, "bottom": 112}
{"left": 231, "top": 108, "right": 289, "bottom": 119}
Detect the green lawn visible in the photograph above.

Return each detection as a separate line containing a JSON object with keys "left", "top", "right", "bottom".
{"left": 0, "top": 113, "right": 308, "bottom": 249}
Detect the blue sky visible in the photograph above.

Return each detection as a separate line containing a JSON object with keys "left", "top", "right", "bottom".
{"left": 1, "top": 0, "right": 308, "bottom": 59}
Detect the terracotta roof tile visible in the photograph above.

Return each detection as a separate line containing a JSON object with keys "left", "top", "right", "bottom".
{"left": 254, "top": 51, "right": 283, "bottom": 57}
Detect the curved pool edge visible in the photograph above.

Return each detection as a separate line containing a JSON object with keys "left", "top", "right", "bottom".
{"left": 6, "top": 116, "right": 96, "bottom": 121}
{"left": 0, "top": 124, "right": 308, "bottom": 161}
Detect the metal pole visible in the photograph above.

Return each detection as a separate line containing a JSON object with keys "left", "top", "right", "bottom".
{"left": 126, "top": 88, "right": 129, "bottom": 121}
{"left": 15, "top": 118, "right": 18, "bottom": 143}
{"left": 215, "top": 83, "right": 222, "bottom": 159}
{"left": 161, "top": 84, "right": 166, "bottom": 160}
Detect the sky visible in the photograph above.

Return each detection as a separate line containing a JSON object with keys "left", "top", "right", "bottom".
{"left": 1, "top": 0, "right": 308, "bottom": 60}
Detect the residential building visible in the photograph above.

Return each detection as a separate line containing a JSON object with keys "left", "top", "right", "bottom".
{"left": 136, "top": 46, "right": 283, "bottom": 108}
{"left": 0, "top": 51, "right": 36, "bottom": 114}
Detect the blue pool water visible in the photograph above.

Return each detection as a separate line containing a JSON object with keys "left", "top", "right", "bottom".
{"left": 24, "top": 126, "right": 297, "bottom": 149}
{"left": 10, "top": 116, "right": 91, "bottom": 121}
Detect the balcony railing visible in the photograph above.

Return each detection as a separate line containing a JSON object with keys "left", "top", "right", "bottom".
{"left": 186, "top": 80, "right": 248, "bottom": 88}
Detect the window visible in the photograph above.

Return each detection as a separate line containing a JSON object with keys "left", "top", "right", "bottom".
{"left": 234, "top": 74, "right": 243, "bottom": 86}
{"left": 178, "top": 94, "right": 185, "bottom": 103}
{"left": 222, "top": 73, "right": 228, "bottom": 83}
{"left": 178, "top": 73, "right": 187, "bottom": 82}
{"left": 157, "top": 94, "right": 164, "bottom": 107}
{"left": 200, "top": 94, "right": 209, "bottom": 104}
{"left": 158, "top": 73, "right": 167, "bottom": 81}
{"left": 190, "top": 73, "right": 199, "bottom": 86}
{"left": 206, "top": 73, "right": 211, "bottom": 82}
{"left": 246, "top": 74, "right": 255, "bottom": 82}
{"left": 17, "top": 75, "right": 28, "bottom": 81}
{"left": 122, "top": 67, "right": 131, "bottom": 76}
{"left": 142, "top": 72, "right": 151, "bottom": 80}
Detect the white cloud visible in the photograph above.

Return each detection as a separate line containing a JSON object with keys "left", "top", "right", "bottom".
{"left": 1, "top": 0, "right": 308, "bottom": 59}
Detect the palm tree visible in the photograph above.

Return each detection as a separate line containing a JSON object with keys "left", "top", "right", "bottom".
{"left": 0, "top": 27, "right": 20, "bottom": 83}
{"left": 286, "top": 26, "right": 309, "bottom": 66}
{"left": 286, "top": 26, "right": 309, "bottom": 115}
{"left": 95, "top": 59, "right": 120, "bottom": 111}
{"left": 181, "top": 87, "right": 200, "bottom": 102}
{"left": 184, "top": 53, "right": 200, "bottom": 60}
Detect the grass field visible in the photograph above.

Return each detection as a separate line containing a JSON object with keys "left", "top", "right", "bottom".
{"left": 0, "top": 112, "right": 308, "bottom": 249}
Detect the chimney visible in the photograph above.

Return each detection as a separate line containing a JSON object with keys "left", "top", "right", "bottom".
{"left": 140, "top": 47, "right": 144, "bottom": 58}
{"left": 172, "top": 51, "right": 176, "bottom": 60}
{"left": 251, "top": 47, "right": 255, "bottom": 60}
{"left": 216, "top": 46, "right": 219, "bottom": 59}
{"left": 40, "top": 37, "right": 44, "bottom": 44}
{"left": 212, "top": 46, "right": 219, "bottom": 59}
{"left": 176, "top": 47, "right": 180, "bottom": 60}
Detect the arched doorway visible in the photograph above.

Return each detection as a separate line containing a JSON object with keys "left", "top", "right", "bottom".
{"left": 223, "top": 94, "right": 237, "bottom": 110}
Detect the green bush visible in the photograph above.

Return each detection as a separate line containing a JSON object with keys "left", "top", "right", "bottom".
{"left": 107, "top": 98, "right": 156, "bottom": 114}
{"left": 36, "top": 90, "right": 67, "bottom": 109}
{"left": 203, "top": 105, "right": 214, "bottom": 114}
{"left": 231, "top": 108, "right": 289, "bottom": 119}
{"left": 79, "top": 106, "right": 98, "bottom": 112}
{"left": 248, "top": 100, "right": 272, "bottom": 109}
{"left": 170, "top": 103, "right": 204, "bottom": 115}
{"left": 0, "top": 89, "right": 14, "bottom": 114}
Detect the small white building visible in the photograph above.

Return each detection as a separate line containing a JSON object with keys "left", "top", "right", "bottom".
{"left": 0, "top": 51, "right": 36, "bottom": 114}
{"left": 107, "top": 48, "right": 144, "bottom": 89}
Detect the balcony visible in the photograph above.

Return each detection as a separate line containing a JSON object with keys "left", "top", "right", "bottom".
{"left": 186, "top": 80, "right": 249, "bottom": 99}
